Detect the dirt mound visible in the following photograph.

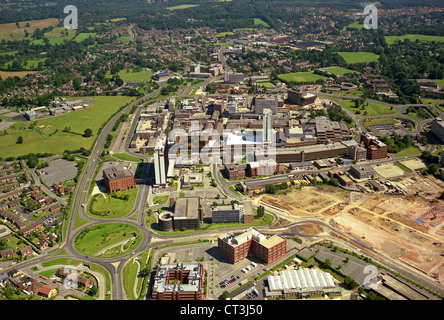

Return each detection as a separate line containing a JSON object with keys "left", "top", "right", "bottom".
{"left": 298, "top": 223, "right": 323, "bottom": 236}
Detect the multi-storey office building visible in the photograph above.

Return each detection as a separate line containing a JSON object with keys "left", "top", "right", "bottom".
{"left": 154, "top": 146, "right": 167, "bottom": 186}
{"left": 360, "top": 133, "right": 388, "bottom": 160}
{"left": 151, "top": 263, "right": 204, "bottom": 300}
{"left": 211, "top": 201, "right": 254, "bottom": 224}
{"left": 246, "top": 159, "right": 280, "bottom": 177}
{"left": 102, "top": 166, "right": 135, "bottom": 193}
{"left": 218, "top": 228, "right": 287, "bottom": 265}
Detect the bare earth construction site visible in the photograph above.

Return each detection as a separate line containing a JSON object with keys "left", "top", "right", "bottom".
{"left": 256, "top": 179, "right": 444, "bottom": 286}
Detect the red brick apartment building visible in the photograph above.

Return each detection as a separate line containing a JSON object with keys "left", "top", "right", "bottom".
{"left": 360, "top": 133, "right": 388, "bottom": 160}
{"left": 218, "top": 228, "right": 287, "bottom": 265}
{"left": 246, "top": 159, "right": 280, "bottom": 177}
{"left": 224, "top": 164, "right": 246, "bottom": 180}
{"left": 102, "top": 166, "right": 135, "bottom": 193}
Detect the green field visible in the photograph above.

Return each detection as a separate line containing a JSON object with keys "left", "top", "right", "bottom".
{"left": 363, "top": 117, "right": 399, "bottom": 128}
{"left": 254, "top": 18, "right": 270, "bottom": 28}
{"left": 278, "top": 72, "right": 326, "bottom": 83}
{"left": 334, "top": 98, "right": 397, "bottom": 117}
{"left": 0, "top": 50, "right": 18, "bottom": 56}
{"left": 394, "top": 146, "right": 421, "bottom": 157}
{"left": 107, "top": 68, "right": 153, "bottom": 82}
{"left": 117, "top": 36, "right": 131, "bottom": 42}
{"left": 367, "top": 101, "right": 399, "bottom": 115}
{"left": 336, "top": 98, "right": 377, "bottom": 117}
{"left": 167, "top": 4, "right": 199, "bottom": 10}
{"left": 318, "top": 66, "right": 360, "bottom": 76}
{"left": 0, "top": 18, "right": 59, "bottom": 42}
{"left": 3, "top": 57, "right": 47, "bottom": 70}
{"left": 111, "top": 153, "right": 143, "bottom": 163}
{"left": 152, "top": 195, "right": 169, "bottom": 205}
{"left": 74, "top": 32, "right": 97, "bottom": 43}
{"left": 343, "top": 21, "right": 364, "bottom": 31}
{"left": 421, "top": 97, "right": 444, "bottom": 105}
{"left": 38, "top": 95, "right": 134, "bottom": 136}
{"left": 216, "top": 31, "right": 235, "bottom": 38}
{"left": 394, "top": 161, "right": 413, "bottom": 173}
{"left": 257, "top": 81, "right": 276, "bottom": 87}
{"left": 337, "top": 52, "right": 380, "bottom": 64}
{"left": 122, "top": 249, "right": 150, "bottom": 300}
{"left": 89, "top": 187, "right": 139, "bottom": 218}
{"left": 31, "top": 26, "right": 77, "bottom": 45}
{"left": 73, "top": 223, "right": 141, "bottom": 257}
{"left": 385, "top": 34, "right": 444, "bottom": 45}
{"left": 0, "top": 95, "right": 135, "bottom": 158}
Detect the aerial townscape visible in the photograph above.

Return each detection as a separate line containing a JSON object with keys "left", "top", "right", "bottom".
{"left": 0, "top": 0, "right": 443, "bottom": 310}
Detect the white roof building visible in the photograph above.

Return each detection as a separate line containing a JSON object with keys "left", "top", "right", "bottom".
{"left": 266, "top": 267, "right": 339, "bottom": 298}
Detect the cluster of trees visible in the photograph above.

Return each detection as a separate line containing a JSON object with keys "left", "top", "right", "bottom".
{"left": 256, "top": 205, "right": 265, "bottom": 218}
{"left": 379, "top": 133, "right": 413, "bottom": 154}
{"left": 327, "top": 105, "right": 353, "bottom": 125}
{"left": 104, "top": 134, "right": 113, "bottom": 150}
{"left": 205, "top": 84, "right": 217, "bottom": 95}
{"left": 110, "top": 192, "right": 130, "bottom": 201}
{"left": 377, "top": 39, "right": 441, "bottom": 103}
{"left": 265, "top": 182, "right": 288, "bottom": 194}
{"left": 83, "top": 128, "right": 93, "bottom": 138}
{"left": 112, "top": 114, "right": 128, "bottom": 132}
{"left": 420, "top": 151, "right": 443, "bottom": 179}
{"left": 404, "top": 106, "right": 432, "bottom": 120}
{"left": 160, "top": 84, "right": 178, "bottom": 96}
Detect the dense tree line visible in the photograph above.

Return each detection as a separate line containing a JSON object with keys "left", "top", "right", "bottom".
{"left": 379, "top": 133, "right": 413, "bottom": 154}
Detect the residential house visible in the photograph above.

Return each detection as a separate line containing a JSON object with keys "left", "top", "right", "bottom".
{"left": 0, "top": 248, "right": 14, "bottom": 259}
{"left": 19, "top": 246, "right": 33, "bottom": 257}
{"left": 38, "top": 284, "right": 57, "bottom": 298}
{"left": 0, "top": 273, "right": 8, "bottom": 286}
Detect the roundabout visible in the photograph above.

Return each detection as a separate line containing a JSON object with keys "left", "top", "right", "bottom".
{"left": 73, "top": 222, "right": 143, "bottom": 259}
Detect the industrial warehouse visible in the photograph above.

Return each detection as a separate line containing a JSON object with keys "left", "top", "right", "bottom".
{"left": 265, "top": 266, "right": 341, "bottom": 298}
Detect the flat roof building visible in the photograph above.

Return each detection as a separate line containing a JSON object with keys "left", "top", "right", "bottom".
{"left": 431, "top": 119, "right": 444, "bottom": 143}
{"left": 267, "top": 142, "right": 348, "bottom": 163}
{"left": 254, "top": 96, "right": 278, "bottom": 115}
{"left": 218, "top": 227, "right": 287, "bottom": 265}
{"left": 102, "top": 166, "right": 135, "bottom": 193}
{"left": 246, "top": 159, "right": 280, "bottom": 177}
{"left": 287, "top": 87, "right": 317, "bottom": 106}
{"left": 360, "top": 133, "right": 388, "bottom": 160}
{"left": 224, "top": 164, "right": 246, "bottom": 180}
{"left": 349, "top": 165, "right": 377, "bottom": 180}
{"left": 173, "top": 197, "right": 200, "bottom": 230}
{"left": 151, "top": 263, "right": 204, "bottom": 300}
{"left": 211, "top": 201, "right": 254, "bottom": 224}
{"left": 152, "top": 69, "right": 174, "bottom": 81}
{"left": 243, "top": 175, "right": 291, "bottom": 195}
{"left": 265, "top": 267, "right": 340, "bottom": 298}
{"left": 154, "top": 137, "right": 167, "bottom": 186}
